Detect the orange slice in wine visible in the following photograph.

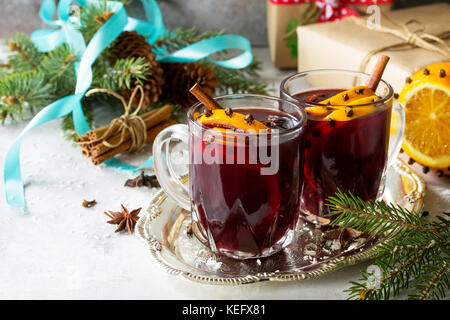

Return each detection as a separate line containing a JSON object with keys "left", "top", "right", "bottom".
{"left": 197, "top": 109, "right": 269, "bottom": 133}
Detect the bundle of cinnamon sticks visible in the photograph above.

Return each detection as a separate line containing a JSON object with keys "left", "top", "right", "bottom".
{"left": 77, "top": 104, "right": 174, "bottom": 165}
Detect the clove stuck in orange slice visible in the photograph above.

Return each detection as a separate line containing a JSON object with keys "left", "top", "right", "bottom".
{"left": 305, "top": 86, "right": 380, "bottom": 121}
{"left": 197, "top": 109, "right": 270, "bottom": 133}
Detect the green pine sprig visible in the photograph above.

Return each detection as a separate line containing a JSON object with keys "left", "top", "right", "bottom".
{"left": 62, "top": 56, "right": 153, "bottom": 138}
{"left": 326, "top": 190, "right": 441, "bottom": 238}
{"left": 0, "top": 37, "right": 80, "bottom": 122}
{"left": 153, "top": 28, "right": 226, "bottom": 54}
{"left": 6, "top": 33, "right": 45, "bottom": 73}
{"left": 201, "top": 60, "right": 271, "bottom": 96}
{"left": 326, "top": 190, "right": 450, "bottom": 300}
{"left": 409, "top": 259, "right": 450, "bottom": 300}
{"left": 0, "top": 71, "right": 54, "bottom": 122}
{"left": 79, "top": 0, "right": 112, "bottom": 42}
{"left": 153, "top": 26, "right": 271, "bottom": 97}
{"left": 92, "top": 56, "right": 152, "bottom": 91}
{"left": 40, "top": 45, "right": 78, "bottom": 94}
{"left": 284, "top": 3, "right": 321, "bottom": 58}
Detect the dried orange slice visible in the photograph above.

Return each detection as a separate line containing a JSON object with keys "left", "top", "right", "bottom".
{"left": 306, "top": 86, "right": 378, "bottom": 120}
{"left": 197, "top": 109, "right": 269, "bottom": 133}
{"left": 326, "top": 95, "right": 380, "bottom": 121}
{"left": 305, "top": 106, "right": 330, "bottom": 118}
{"left": 320, "top": 86, "right": 376, "bottom": 105}
{"left": 398, "top": 62, "right": 450, "bottom": 169}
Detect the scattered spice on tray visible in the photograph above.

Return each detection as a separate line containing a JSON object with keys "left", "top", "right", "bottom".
{"left": 322, "top": 227, "right": 363, "bottom": 252}
{"left": 186, "top": 222, "right": 193, "bottom": 237}
{"left": 124, "top": 171, "right": 160, "bottom": 188}
{"left": 82, "top": 199, "right": 97, "bottom": 208}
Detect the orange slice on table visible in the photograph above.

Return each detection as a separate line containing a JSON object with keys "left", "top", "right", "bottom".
{"left": 398, "top": 62, "right": 450, "bottom": 170}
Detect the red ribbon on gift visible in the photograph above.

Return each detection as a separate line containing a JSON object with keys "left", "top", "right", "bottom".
{"left": 269, "top": 0, "right": 393, "bottom": 23}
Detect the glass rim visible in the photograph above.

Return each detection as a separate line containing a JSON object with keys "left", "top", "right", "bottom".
{"left": 187, "top": 93, "right": 307, "bottom": 136}
{"left": 280, "top": 69, "right": 394, "bottom": 108}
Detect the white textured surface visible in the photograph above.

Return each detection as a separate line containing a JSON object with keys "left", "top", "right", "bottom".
{"left": 0, "top": 47, "right": 448, "bottom": 300}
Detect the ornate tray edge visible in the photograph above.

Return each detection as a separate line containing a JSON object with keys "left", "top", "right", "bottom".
{"left": 135, "top": 158, "right": 426, "bottom": 285}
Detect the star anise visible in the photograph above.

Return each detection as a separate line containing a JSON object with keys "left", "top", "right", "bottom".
{"left": 262, "top": 115, "right": 286, "bottom": 129}
{"left": 104, "top": 204, "right": 141, "bottom": 234}
{"left": 124, "top": 171, "right": 160, "bottom": 188}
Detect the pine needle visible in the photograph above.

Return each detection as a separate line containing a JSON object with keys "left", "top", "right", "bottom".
{"left": 326, "top": 191, "right": 450, "bottom": 300}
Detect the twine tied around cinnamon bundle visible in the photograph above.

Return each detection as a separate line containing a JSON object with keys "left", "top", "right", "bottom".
{"left": 79, "top": 86, "right": 148, "bottom": 153}
{"left": 351, "top": 13, "right": 450, "bottom": 72}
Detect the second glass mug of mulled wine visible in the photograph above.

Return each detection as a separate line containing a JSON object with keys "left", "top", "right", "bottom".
{"left": 152, "top": 94, "right": 307, "bottom": 259}
{"left": 280, "top": 69, "right": 405, "bottom": 225}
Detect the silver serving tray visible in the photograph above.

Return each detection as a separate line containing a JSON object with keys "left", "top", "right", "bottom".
{"left": 136, "top": 158, "right": 426, "bottom": 285}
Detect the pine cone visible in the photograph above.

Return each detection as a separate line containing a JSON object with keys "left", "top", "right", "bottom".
{"left": 162, "top": 63, "right": 218, "bottom": 108}
{"left": 109, "top": 31, "right": 165, "bottom": 109}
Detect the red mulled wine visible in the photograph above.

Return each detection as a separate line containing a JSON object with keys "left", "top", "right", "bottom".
{"left": 293, "top": 89, "right": 390, "bottom": 223}
{"left": 189, "top": 108, "right": 305, "bottom": 259}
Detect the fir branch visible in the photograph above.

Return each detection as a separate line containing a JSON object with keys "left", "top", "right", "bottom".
{"left": 349, "top": 248, "right": 428, "bottom": 300}
{"left": 113, "top": 57, "right": 151, "bottom": 89}
{"left": 6, "top": 33, "right": 44, "bottom": 73}
{"left": 155, "top": 26, "right": 270, "bottom": 96}
{"left": 80, "top": 0, "right": 114, "bottom": 42}
{"left": 327, "top": 190, "right": 440, "bottom": 237}
{"left": 411, "top": 260, "right": 450, "bottom": 300}
{"left": 201, "top": 60, "right": 271, "bottom": 96}
{"left": 0, "top": 66, "right": 9, "bottom": 79}
{"left": 327, "top": 191, "right": 450, "bottom": 300}
{"left": 284, "top": 3, "right": 321, "bottom": 58}
{"left": 153, "top": 28, "right": 226, "bottom": 54}
{"left": 92, "top": 57, "right": 151, "bottom": 91}
{"left": 40, "top": 45, "right": 78, "bottom": 93}
{"left": 0, "top": 71, "right": 55, "bottom": 122}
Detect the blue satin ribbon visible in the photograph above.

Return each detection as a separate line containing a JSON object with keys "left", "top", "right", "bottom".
{"left": 4, "top": 0, "right": 254, "bottom": 208}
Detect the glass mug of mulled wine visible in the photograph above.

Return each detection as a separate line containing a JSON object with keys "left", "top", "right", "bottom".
{"left": 153, "top": 94, "right": 307, "bottom": 259}
{"left": 280, "top": 69, "right": 405, "bottom": 225}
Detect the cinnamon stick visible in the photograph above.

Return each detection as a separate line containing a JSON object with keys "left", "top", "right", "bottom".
{"left": 92, "top": 120, "right": 176, "bottom": 165}
{"left": 366, "top": 55, "right": 390, "bottom": 92}
{"left": 76, "top": 135, "right": 90, "bottom": 143}
{"left": 90, "top": 105, "right": 172, "bottom": 157}
{"left": 189, "top": 83, "right": 223, "bottom": 110}
{"left": 81, "top": 149, "right": 91, "bottom": 158}
{"left": 87, "top": 105, "right": 171, "bottom": 140}
{"left": 86, "top": 107, "right": 157, "bottom": 140}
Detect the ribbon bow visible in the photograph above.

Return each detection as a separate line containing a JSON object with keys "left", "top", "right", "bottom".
{"left": 3, "top": 0, "right": 254, "bottom": 209}
{"left": 271, "top": 0, "right": 395, "bottom": 23}
{"left": 315, "top": 0, "right": 360, "bottom": 22}
{"left": 81, "top": 86, "right": 148, "bottom": 153}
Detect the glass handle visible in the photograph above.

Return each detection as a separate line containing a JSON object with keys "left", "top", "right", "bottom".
{"left": 388, "top": 101, "right": 405, "bottom": 167}
{"left": 153, "top": 124, "right": 191, "bottom": 210}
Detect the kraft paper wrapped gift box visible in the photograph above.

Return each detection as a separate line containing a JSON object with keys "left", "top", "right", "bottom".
{"left": 267, "top": 0, "right": 393, "bottom": 69}
{"left": 296, "top": 3, "right": 450, "bottom": 92}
